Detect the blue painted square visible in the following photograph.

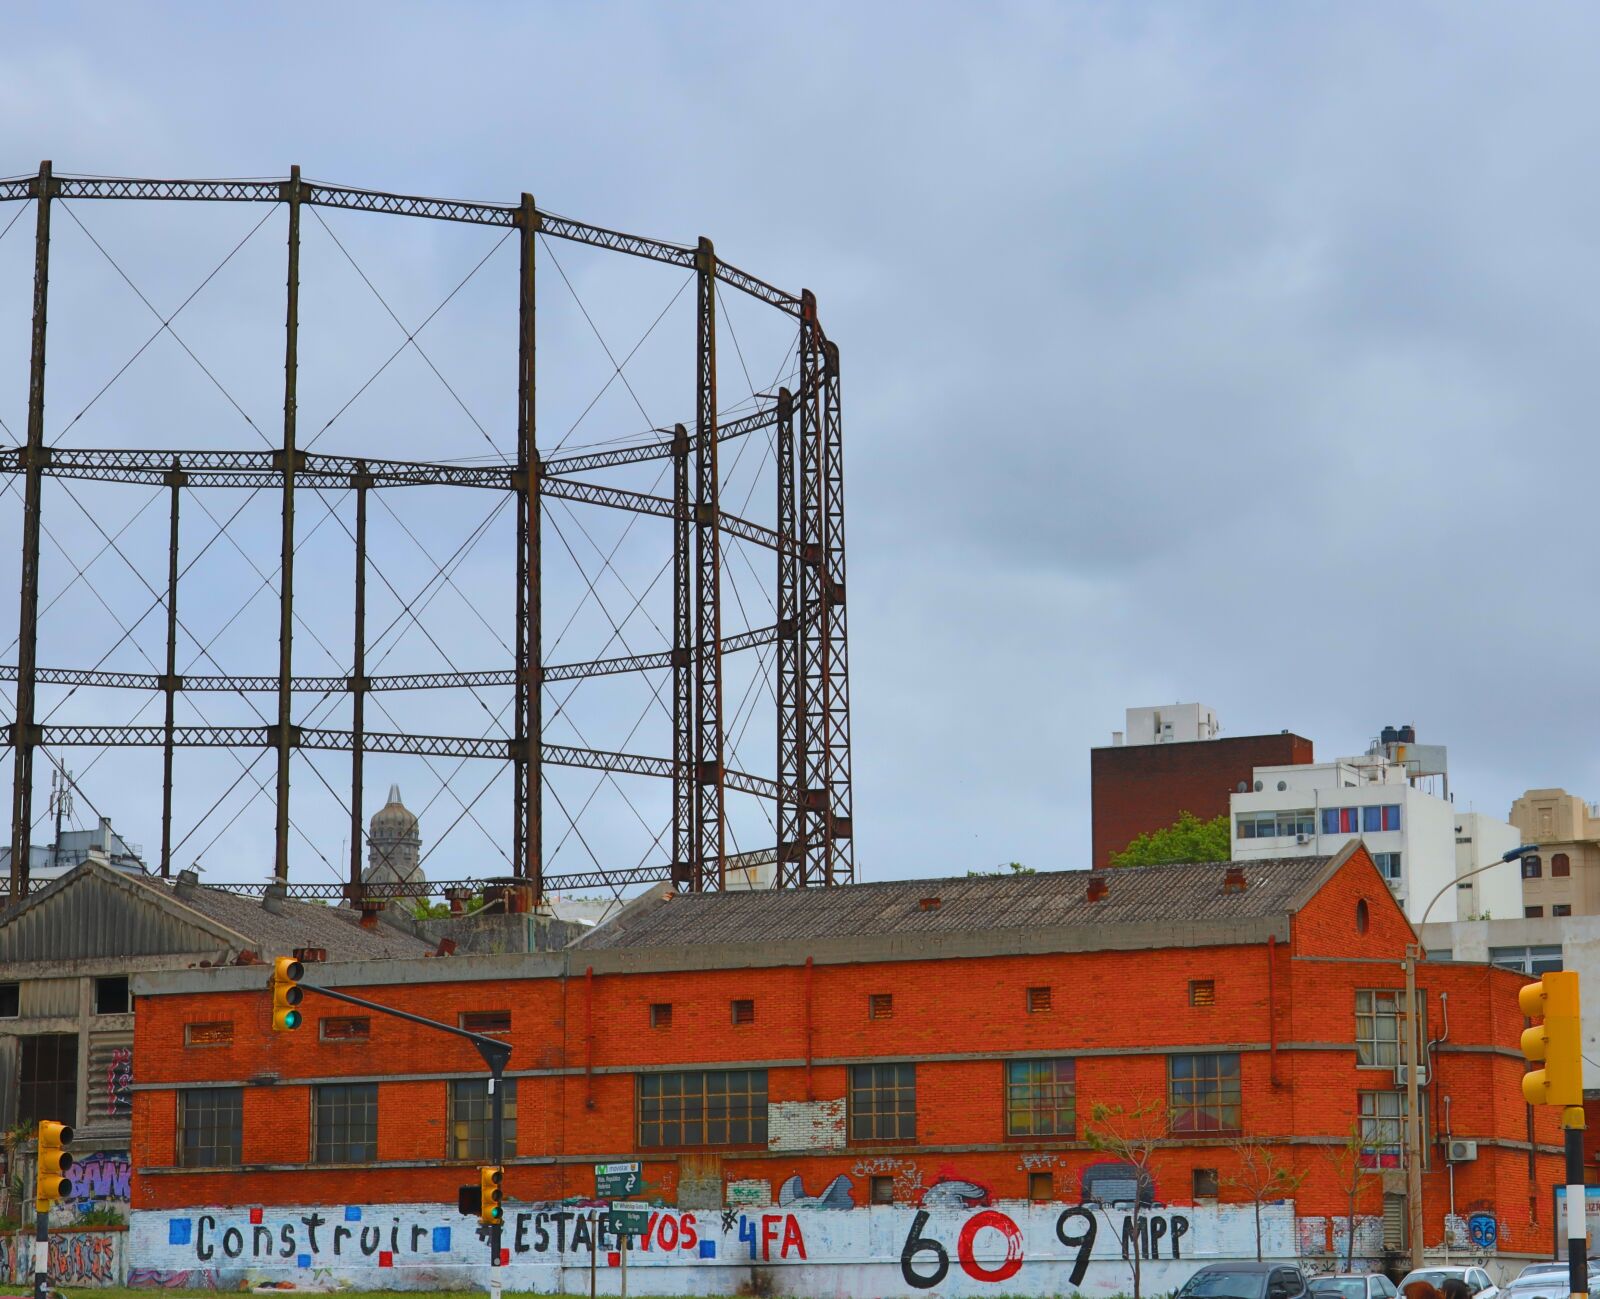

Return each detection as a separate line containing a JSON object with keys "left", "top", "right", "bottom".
{"left": 344, "top": 1205, "right": 362, "bottom": 1222}
{"left": 167, "top": 1219, "right": 193, "bottom": 1246}
{"left": 432, "top": 1227, "right": 451, "bottom": 1253}
{"left": 297, "top": 1254, "right": 312, "bottom": 1269}
{"left": 699, "top": 1240, "right": 716, "bottom": 1259}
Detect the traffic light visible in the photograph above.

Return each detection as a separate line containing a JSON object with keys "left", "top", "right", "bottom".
{"left": 35, "top": 1121, "right": 72, "bottom": 1212}
{"left": 1520, "top": 969, "right": 1584, "bottom": 1108}
{"left": 270, "top": 957, "right": 304, "bottom": 1032}
{"left": 478, "top": 1165, "right": 503, "bottom": 1227}
{"left": 457, "top": 1181, "right": 482, "bottom": 1216}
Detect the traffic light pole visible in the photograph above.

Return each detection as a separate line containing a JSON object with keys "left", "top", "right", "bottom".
{"left": 294, "top": 982, "right": 512, "bottom": 1291}
{"left": 1567, "top": 1109, "right": 1588, "bottom": 1299}
{"left": 33, "top": 1205, "right": 48, "bottom": 1299}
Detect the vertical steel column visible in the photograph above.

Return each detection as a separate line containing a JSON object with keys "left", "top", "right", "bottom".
{"left": 349, "top": 462, "right": 368, "bottom": 904}
{"left": 775, "top": 387, "right": 804, "bottom": 887}
{"left": 9, "top": 160, "right": 53, "bottom": 901}
{"left": 515, "top": 193, "right": 542, "bottom": 895}
{"left": 273, "top": 165, "right": 302, "bottom": 884}
{"left": 819, "top": 338, "right": 854, "bottom": 884}
{"left": 797, "top": 291, "right": 828, "bottom": 886}
{"left": 693, "top": 238, "right": 724, "bottom": 890}
{"left": 671, "top": 422, "right": 694, "bottom": 887}
{"left": 159, "top": 459, "right": 185, "bottom": 877}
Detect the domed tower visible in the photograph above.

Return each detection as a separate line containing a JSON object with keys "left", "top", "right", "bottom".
{"left": 364, "top": 784, "right": 424, "bottom": 888}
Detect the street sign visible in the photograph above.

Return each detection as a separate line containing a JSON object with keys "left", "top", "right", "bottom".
{"left": 595, "top": 1161, "right": 641, "bottom": 1198}
{"left": 610, "top": 1202, "right": 651, "bottom": 1235}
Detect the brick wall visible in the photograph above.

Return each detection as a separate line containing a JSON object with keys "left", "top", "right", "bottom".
{"left": 1091, "top": 733, "right": 1314, "bottom": 867}
{"left": 130, "top": 846, "right": 1559, "bottom": 1253}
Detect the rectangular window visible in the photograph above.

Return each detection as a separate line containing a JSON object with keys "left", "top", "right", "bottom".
{"left": 184, "top": 1021, "right": 234, "bottom": 1047}
{"left": 1342, "top": 807, "right": 1359, "bottom": 834}
{"left": 1028, "top": 1172, "right": 1053, "bottom": 1201}
{"left": 1490, "top": 945, "right": 1564, "bottom": 974}
{"left": 1026, "top": 986, "right": 1052, "bottom": 1013}
{"left": 319, "top": 1017, "right": 370, "bottom": 1042}
{"left": 314, "top": 1082, "right": 378, "bottom": 1163}
{"left": 1373, "top": 852, "right": 1402, "bottom": 881}
{"left": 1237, "top": 810, "right": 1313, "bottom": 839}
{"left": 94, "top": 976, "right": 130, "bottom": 1015}
{"left": 730, "top": 999, "right": 755, "bottom": 1025}
{"left": 1363, "top": 805, "right": 1382, "bottom": 833}
{"left": 868, "top": 993, "right": 893, "bottom": 1020}
{"left": 1355, "top": 989, "right": 1425, "bottom": 1067}
{"left": 0, "top": 983, "right": 17, "bottom": 1018}
{"left": 1359, "top": 1090, "right": 1426, "bottom": 1168}
{"left": 179, "top": 1087, "right": 243, "bottom": 1168}
{"left": 1322, "top": 808, "right": 1340, "bottom": 835}
{"left": 1523, "top": 857, "right": 1543, "bottom": 880}
{"left": 1555, "top": 904, "right": 1573, "bottom": 917}
{"left": 460, "top": 1011, "right": 511, "bottom": 1034}
{"left": 850, "top": 1063, "right": 917, "bottom": 1141}
{"left": 1005, "top": 1059, "right": 1075, "bottom": 1137}
{"left": 1382, "top": 805, "right": 1400, "bottom": 831}
{"left": 638, "top": 1069, "right": 767, "bottom": 1148}
{"left": 1526, "top": 906, "right": 1544, "bottom": 918}
{"left": 1193, "top": 1167, "right": 1220, "bottom": 1198}
{"left": 650, "top": 1003, "right": 672, "bottom": 1029}
{"left": 1190, "top": 979, "right": 1217, "bottom": 1006}
{"left": 449, "top": 1078, "right": 518, "bottom": 1159}
{"left": 870, "top": 1176, "right": 895, "bottom": 1205}
{"left": 1168, "top": 1053, "right": 1241, "bottom": 1134}
{"left": 1554, "top": 854, "right": 1572, "bottom": 877}
{"left": 18, "top": 1034, "right": 77, "bottom": 1127}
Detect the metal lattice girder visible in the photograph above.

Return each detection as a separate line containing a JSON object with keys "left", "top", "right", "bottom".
{"left": 541, "top": 476, "right": 790, "bottom": 555}
{"left": 540, "top": 405, "right": 780, "bottom": 477}
{"left": 55, "top": 177, "right": 282, "bottom": 203}
{"left": 0, "top": 446, "right": 514, "bottom": 490}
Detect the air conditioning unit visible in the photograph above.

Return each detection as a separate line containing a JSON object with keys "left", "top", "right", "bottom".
{"left": 1296, "top": 834, "right": 1312, "bottom": 845}
{"left": 1394, "top": 1064, "right": 1430, "bottom": 1088}
{"left": 1447, "top": 1139, "right": 1478, "bottom": 1163}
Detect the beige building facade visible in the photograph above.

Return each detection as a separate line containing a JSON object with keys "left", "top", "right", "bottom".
{"left": 1510, "top": 787, "right": 1600, "bottom": 916}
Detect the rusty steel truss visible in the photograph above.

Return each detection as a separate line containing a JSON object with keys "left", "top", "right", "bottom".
{"left": 0, "top": 163, "right": 853, "bottom": 903}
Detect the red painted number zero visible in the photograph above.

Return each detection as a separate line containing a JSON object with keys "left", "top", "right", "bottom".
{"left": 957, "top": 1210, "right": 1024, "bottom": 1283}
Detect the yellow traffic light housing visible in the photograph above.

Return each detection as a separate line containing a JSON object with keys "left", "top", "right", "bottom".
{"left": 478, "top": 1165, "right": 503, "bottom": 1226}
{"left": 270, "top": 957, "right": 304, "bottom": 1032}
{"left": 1520, "top": 970, "right": 1584, "bottom": 1109}
{"left": 35, "top": 1120, "right": 73, "bottom": 1212}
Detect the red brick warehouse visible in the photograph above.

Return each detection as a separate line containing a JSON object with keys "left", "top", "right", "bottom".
{"left": 129, "top": 843, "right": 1557, "bottom": 1255}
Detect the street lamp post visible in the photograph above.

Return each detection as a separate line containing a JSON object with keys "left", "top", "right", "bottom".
{"left": 1401, "top": 843, "right": 1536, "bottom": 1269}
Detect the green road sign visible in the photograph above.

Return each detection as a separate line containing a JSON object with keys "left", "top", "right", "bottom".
{"left": 610, "top": 1202, "right": 651, "bottom": 1235}
{"left": 595, "top": 1161, "right": 641, "bottom": 1198}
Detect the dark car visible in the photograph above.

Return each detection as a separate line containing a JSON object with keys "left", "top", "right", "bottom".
{"left": 1311, "top": 1274, "right": 1399, "bottom": 1299}
{"left": 1179, "top": 1262, "right": 1310, "bottom": 1299}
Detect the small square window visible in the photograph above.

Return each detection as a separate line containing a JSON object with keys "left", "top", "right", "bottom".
{"left": 1028, "top": 1172, "right": 1053, "bottom": 1201}
{"left": 0, "top": 983, "right": 18, "bottom": 1018}
{"left": 1554, "top": 905, "right": 1573, "bottom": 918}
{"left": 460, "top": 1010, "right": 511, "bottom": 1034}
{"left": 94, "top": 976, "right": 130, "bottom": 1015}
{"left": 870, "top": 1176, "right": 895, "bottom": 1204}
{"left": 1189, "top": 980, "right": 1216, "bottom": 1007}
{"left": 1526, "top": 906, "right": 1545, "bottom": 918}
{"left": 1026, "top": 986, "right": 1052, "bottom": 1013}
{"left": 868, "top": 993, "right": 893, "bottom": 1020}
{"left": 731, "top": 999, "right": 755, "bottom": 1026}
{"left": 320, "top": 1017, "right": 370, "bottom": 1042}
{"left": 184, "top": 1021, "right": 234, "bottom": 1047}
{"left": 1193, "top": 1167, "right": 1219, "bottom": 1198}
{"left": 650, "top": 1003, "right": 672, "bottom": 1029}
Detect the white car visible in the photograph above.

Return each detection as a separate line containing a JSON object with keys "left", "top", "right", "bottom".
{"left": 1398, "top": 1267, "right": 1499, "bottom": 1299}
{"left": 1502, "top": 1261, "right": 1600, "bottom": 1299}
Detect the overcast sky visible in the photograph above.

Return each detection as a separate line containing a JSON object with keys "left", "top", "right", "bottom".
{"left": 0, "top": 4, "right": 1595, "bottom": 890}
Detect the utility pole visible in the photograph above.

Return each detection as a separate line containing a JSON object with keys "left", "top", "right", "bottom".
{"left": 1404, "top": 944, "right": 1425, "bottom": 1270}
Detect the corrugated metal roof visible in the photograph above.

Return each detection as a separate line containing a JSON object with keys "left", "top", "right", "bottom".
{"left": 575, "top": 857, "right": 1337, "bottom": 951}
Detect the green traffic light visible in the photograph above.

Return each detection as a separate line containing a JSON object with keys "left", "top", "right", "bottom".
{"left": 285, "top": 1010, "right": 301, "bottom": 1029}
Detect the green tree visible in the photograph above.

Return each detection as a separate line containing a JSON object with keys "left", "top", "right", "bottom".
{"left": 1109, "top": 811, "right": 1230, "bottom": 867}
{"left": 966, "top": 861, "right": 1036, "bottom": 878}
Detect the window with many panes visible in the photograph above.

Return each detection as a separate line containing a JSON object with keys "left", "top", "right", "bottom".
{"left": 1005, "top": 1059, "right": 1075, "bottom": 1137}
{"left": 850, "top": 1063, "right": 916, "bottom": 1141}
{"left": 180, "top": 1087, "right": 243, "bottom": 1167}
{"left": 1355, "top": 990, "right": 1426, "bottom": 1068}
{"left": 314, "top": 1082, "right": 378, "bottom": 1163}
{"left": 1359, "top": 1090, "right": 1426, "bottom": 1169}
{"left": 450, "top": 1079, "right": 517, "bottom": 1159}
{"left": 637, "top": 1070, "right": 767, "bottom": 1148}
{"left": 1168, "top": 1053, "right": 1241, "bottom": 1134}
{"left": 1236, "top": 810, "right": 1315, "bottom": 840}
{"left": 19, "top": 1035, "right": 77, "bottom": 1127}
{"left": 1489, "top": 945, "right": 1564, "bottom": 975}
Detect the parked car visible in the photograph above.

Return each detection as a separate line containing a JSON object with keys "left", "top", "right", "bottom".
{"left": 1310, "top": 1273, "right": 1399, "bottom": 1299}
{"left": 1179, "top": 1263, "right": 1310, "bottom": 1299}
{"left": 1503, "top": 1261, "right": 1600, "bottom": 1299}
{"left": 1397, "top": 1267, "right": 1499, "bottom": 1299}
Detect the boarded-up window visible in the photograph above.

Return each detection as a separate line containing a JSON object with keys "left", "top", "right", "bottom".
{"left": 86, "top": 1033, "right": 134, "bottom": 1122}
{"left": 731, "top": 999, "right": 755, "bottom": 1025}
{"left": 1189, "top": 980, "right": 1216, "bottom": 1006}
{"left": 1026, "top": 986, "right": 1052, "bottom": 1013}
{"left": 460, "top": 1011, "right": 510, "bottom": 1034}
{"left": 650, "top": 1003, "right": 672, "bottom": 1029}
{"left": 1028, "top": 1172, "right": 1053, "bottom": 1201}
{"left": 868, "top": 993, "right": 893, "bottom": 1020}
{"left": 320, "top": 1017, "right": 370, "bottom": 1042}
{"left": 185, "top": 1021, "right": 233, "bottom": 1047}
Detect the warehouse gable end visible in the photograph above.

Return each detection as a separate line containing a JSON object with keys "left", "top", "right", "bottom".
{"left": 1289, "top": 841, "right": 1415, "bottom": 958}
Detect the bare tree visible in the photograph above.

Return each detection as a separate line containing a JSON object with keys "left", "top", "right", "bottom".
{"left": 1323, "top": 1125, "right": 1370, "bottom": 1272}
{"left": 1226, "top": 1137, "right": 1307, "bottom": 1261}
{"left": 1085, "top": 1098, "right": 1166, "bottom": 1299}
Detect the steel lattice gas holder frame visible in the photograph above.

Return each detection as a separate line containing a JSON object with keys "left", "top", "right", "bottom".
{"left": 0, "top": 163, "right": 852, "bottom": 903}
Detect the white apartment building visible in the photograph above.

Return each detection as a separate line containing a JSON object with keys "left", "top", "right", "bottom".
{"left": 1112, "top": 702, "right": 1220, "bottom": 747}
{"left": 1230, "top": 752, "right": 1522, "bottom": 924}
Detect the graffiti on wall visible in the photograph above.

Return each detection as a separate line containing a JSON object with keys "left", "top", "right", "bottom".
{"left": 72, "top": 1152, "right": 132, "bottom": 1202}
{"left": 778, "top": 1174, "right": 854, "bottom": 1209}
{"left": 106, "top": 1046, "right": 133, "bottom": 1119}
{"left": 1, "top": 1231, "right": 123, "bottom": 1285}
{"left": 130, "top": 1199, "right": 1292, "bottom": 1296}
